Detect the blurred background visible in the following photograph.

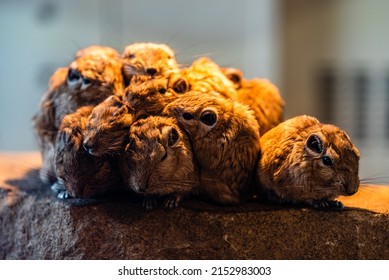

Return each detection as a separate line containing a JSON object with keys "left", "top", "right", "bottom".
{"left": 0, "top": 0, "right": 388, "bottom": 181}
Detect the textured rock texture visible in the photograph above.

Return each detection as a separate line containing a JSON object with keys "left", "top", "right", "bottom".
{"left": 1, "top": 152, "right": 389, "bottom": 259}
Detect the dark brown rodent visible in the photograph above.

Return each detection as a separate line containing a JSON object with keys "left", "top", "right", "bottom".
{"left": 222, "top": 67, "right": 285, "bottom": 136}
{"left": 122, "top": 42, "right": 179, "bottom": 84}
{"left": 33, "top": 53, "right": 124, "bottom": 184}
{"left": 53, "top": 106, "right": 122, "bottom": 199}
{"left": 163, "top": 92, "right": 261, "bottom": 205}
{"left": 256, "top": 115, "right": 360, "bottom": 209}
{"left": 120, "top": 116, "right": 198, "bottom": 209}
{"left": 83, "top": 95, "right": 135, "bottom": 157}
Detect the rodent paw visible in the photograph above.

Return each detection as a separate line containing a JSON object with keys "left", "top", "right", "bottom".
{"left": 57, "top": 190, "right": 72, "bottom": 200}
{"left": 312, "top": 200, "right": 344, "bottom": 210}
{"left": 163, "top": 196, "right": 180, "bottom": 209}
{"left": 142, "top": 197, "right": 158, "bottom": 210}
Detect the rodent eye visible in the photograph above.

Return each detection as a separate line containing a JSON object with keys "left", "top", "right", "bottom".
{"left": 159, "top": 88, "right": 167, "bottom": 94}
{"left": 200, "top": 110, "right": 217, "bottom": 126}
{"left": 322, "top": 156, "right": 332, "bottom": 166}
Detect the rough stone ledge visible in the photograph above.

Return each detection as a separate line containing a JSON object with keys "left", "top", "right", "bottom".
{"left": 1, "top": 152, "right": 389, "bottom": 259}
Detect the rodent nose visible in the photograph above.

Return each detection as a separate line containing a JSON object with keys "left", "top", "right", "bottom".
{"left": 344, "top": 182, "right": 359, "bottom": 195}
{"left": 146, "top": 68, "right": 157, "bottom": 76}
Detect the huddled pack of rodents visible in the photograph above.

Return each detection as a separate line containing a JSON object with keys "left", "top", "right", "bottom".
{"left": 32, "top": 42, "right": 360, "bottom": 210}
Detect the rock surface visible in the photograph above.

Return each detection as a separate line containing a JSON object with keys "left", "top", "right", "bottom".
{"left": 1, "top": 152, "right": 389, "bottom": 259}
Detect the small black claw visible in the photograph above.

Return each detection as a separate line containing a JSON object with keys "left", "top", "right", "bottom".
{"left": 57, "top": 190, "right": 71, "bottom": 200}
{"left": 313, "top": 200, "right": 344, "bottom": 210}
{"left": 142, "top": 197, "right": 158, "bottom": 210}
{"left": 164, "top": 196, "right": 179, "bottom": 209}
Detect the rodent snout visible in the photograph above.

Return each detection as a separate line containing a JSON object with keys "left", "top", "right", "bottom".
{"left": 344, "top": 181, "right": 359, "bottom": 196}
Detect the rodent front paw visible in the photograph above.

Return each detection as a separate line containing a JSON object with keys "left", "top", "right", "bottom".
{"left": 57, "top": 190, "right": 72, "bottom": 200}
{"left": 142, "top": 197, "right": 158, "bottom": 210}
{"left": 163, "top": 196, "right": 181, "bottom": 209}
{"left": 312, "top": 200, "right": 344, "bottom": 210}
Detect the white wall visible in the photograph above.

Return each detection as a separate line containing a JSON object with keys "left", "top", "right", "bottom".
{"left": 0, "top": 0, "right": 280, "bottom": 151}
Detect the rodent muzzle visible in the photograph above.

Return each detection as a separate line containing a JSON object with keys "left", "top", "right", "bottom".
{"left": 344, "top": 181, "right": 359, "bottom": 196}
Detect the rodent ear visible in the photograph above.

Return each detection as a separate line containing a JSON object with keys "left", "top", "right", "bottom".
{"left": 110, "top": 95, "right": 125, "bottom": 108}
{"left": 306, "top": 134, "right": 324, "bottom": 154}
{"left": 223, "top": 68, "right": 243, "bottom": 87}
{"left": 164, "top": 127, "right": 180, "bottom": 147}
{"left": 200, "top": 108, "right": 218, "bottom": 127}
{"left": 67, "top": 68, "right": 82, "bottom": 86}
{"left": 172, "top": 78, "right": 189, "bottom": 93}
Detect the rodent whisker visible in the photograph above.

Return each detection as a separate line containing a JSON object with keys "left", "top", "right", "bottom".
{"left": 360, "top": 170, "right": 389, "bottom": 185}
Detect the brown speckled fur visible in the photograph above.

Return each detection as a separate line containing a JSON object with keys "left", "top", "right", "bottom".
{"left": 32, "top": 52, "right": 124, "bottom": 184}
{"left": 54, "top": 106, "right": 122, "bottom": 199}
{"left": 176, "top": 57, "right": 237, "bottom": 99}
{"left": 122, "top": 42, "right": 179, "bottom": 83}
{"left": 120, "top": 116, "right": 198, "bottom": 209}
{"left": 257, "top": 115, "right": 360, "bottom": 208}
{"left": 124, "top": 75, "right": 180, "bottom": 116}
{"left": 222, "top": 67, "right": 285, "bottom": 135}
{"left": 83, "top": 95, "right": 135, "bottom": 157}
{"left": 163, "top": 92, "right": 261, "bottom": 205}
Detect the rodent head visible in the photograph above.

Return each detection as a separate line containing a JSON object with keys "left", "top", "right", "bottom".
{"left": 55, "top": 108, "right": 120, "bottom": 198}
{"left": 122, "top": 42, "right": 178, "bottom": 83}
{"left": 163, "top": 93, "right": 235, "bottom": 140}
{"left": 56, "top": 148, "right": 115, "bottom": 198}
{"left": 83, "top": 95, "right": 134, "bottom": 156}
{"left": 180, "top": 57, "right": 238, "bottom": 99}
{"left": 120, "top": 116, "right": 196, "bottom": 196}
{"left": 261, "top": 116, "right": 361, "bottom": 202}
{"left": 302, "top": 125, "right": 360, "bottom": 197}
{"left": 124, "top": 75, "right": 182, "bottom": 116}
{"left": 67, "top": 53, "right": 124, "bottom": 101}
